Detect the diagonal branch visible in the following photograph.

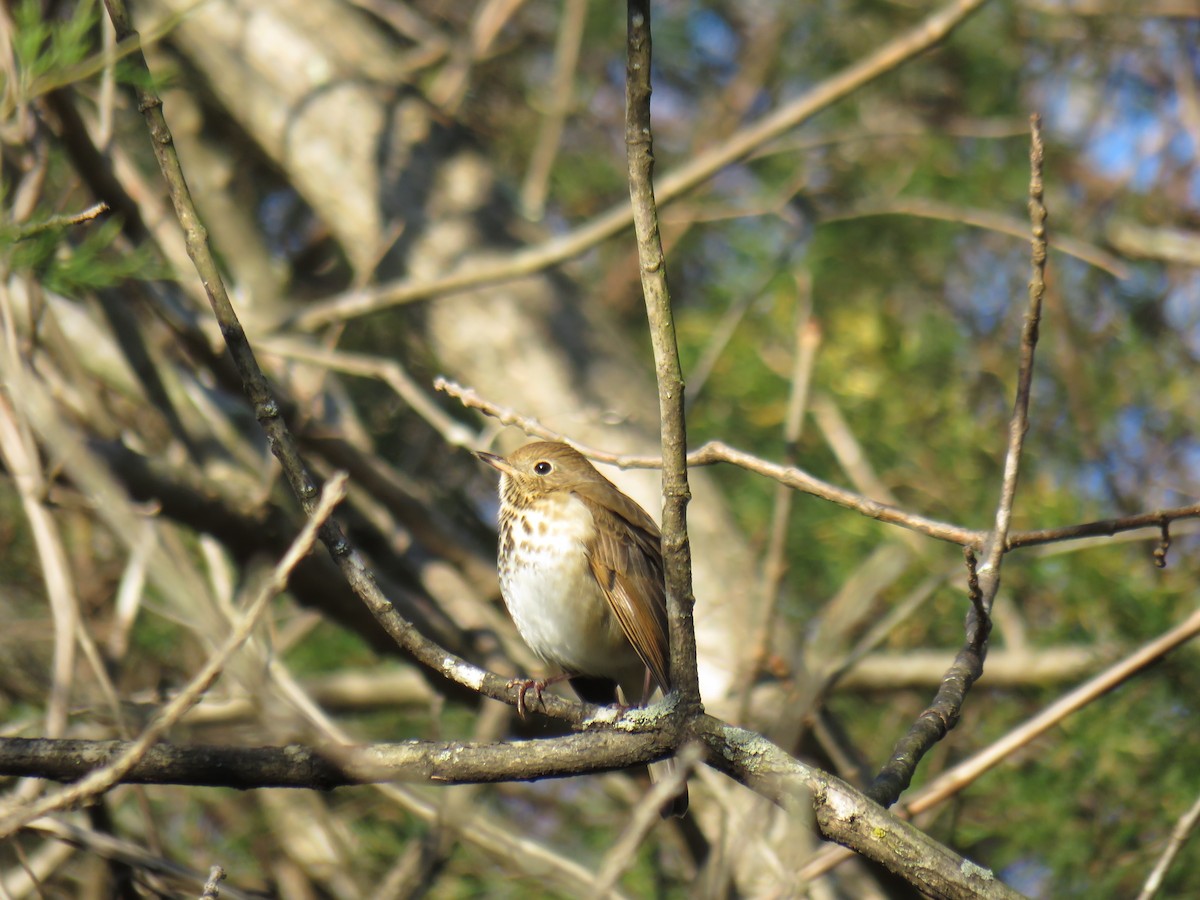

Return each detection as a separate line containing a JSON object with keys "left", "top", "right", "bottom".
{"left": 867, "top": 114, "right": 1050, "bottom": 807}
{"left": 802, "top": 602, "right": 1200, "bottom": 881}
{"left": 98, "top": 0, "right": 591, "bottom": 728}
{"left": 294, "top": 0, "right": 991, "bottom": 330}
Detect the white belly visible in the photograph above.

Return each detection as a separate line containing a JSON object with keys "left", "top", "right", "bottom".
{"left": 499, "top": 496, "right": 641, "bottom": 683}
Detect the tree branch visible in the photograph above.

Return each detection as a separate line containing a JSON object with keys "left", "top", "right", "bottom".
{"left": 867, "top": 114, "right": 1049, "bottom": 807}
{"left": 0, "top": 715, "right": 1025, "bottom": 899}
{"left": 625, "top": 0, "right": 700, "bottom": 705}
{"left": 0, "top": 727, "right": 675, "bottom": 790}
{"left": 438, "top": 378, "right": 1200, "bottom": 554}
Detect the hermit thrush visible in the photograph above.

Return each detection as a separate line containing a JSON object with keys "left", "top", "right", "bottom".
{"left": 476, "top": 441, "right": 687, "bottom": 815}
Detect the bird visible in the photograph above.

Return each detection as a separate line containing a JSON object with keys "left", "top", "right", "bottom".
{"left": 476, "top": 440, "right": 687, "bottom": 815}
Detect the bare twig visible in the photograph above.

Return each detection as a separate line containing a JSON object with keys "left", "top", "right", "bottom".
{"left": 685, "top": 258, "right": 802, "bottom": 409}
{"left": 739, "top": 296, "right": 817, "bottom": 716}
{"left": 823, "top": 196, "right": 1126, "bottom": 278}
{"left": 625, "top": 0, "right": 700, "bottom": 704}
{"left": 519, "top": 0, "right": 588, "bottom": 219}
{"left": 259, "top": 337, "right": 475, "bottom": 447}
{"left": 1137, "top": 790, "right": 1200, "bottom": 900}
{"left": 9, "top": 202, "right": 110, "bottom": 240}
{"left": 439, "top": 378, "right": 1200, "bottom": 554}
{"left": 1006, "top": 507, "right": 1200, "bottom": 549}
{"left": 589, "top": 743, "right": 702, "bottom": 898}
{"left": 867, "top": 114, "right": 1049, "bottom": 807}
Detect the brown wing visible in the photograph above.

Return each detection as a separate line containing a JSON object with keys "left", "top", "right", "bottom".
{"left": 573, "top": 485, "right": 671, "bottom": 692}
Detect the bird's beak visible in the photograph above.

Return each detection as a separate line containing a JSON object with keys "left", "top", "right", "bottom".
{"left": 474, "top": 450, "right": 518, "bottom": 476}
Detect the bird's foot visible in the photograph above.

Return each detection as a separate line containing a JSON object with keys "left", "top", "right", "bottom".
{"left": 507, "top": 677, "right": 545, "bottom": 719}
{"left": 507, "top": 673, "right": 570, "bottom": 718}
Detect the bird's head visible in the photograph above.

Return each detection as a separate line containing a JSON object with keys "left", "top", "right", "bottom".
{"left": 475, "top": 441, "right": 604, "bottom": 503}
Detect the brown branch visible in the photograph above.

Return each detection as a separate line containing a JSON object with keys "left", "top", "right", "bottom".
{"left": 866, "top": 114, "right": 1049, "bottom": 807}
{"left": 1137, "top": 790, "right": 1200, "bottom": 900}
{"left": 692, "top": 717, "right": 1023, "bottom": 900}
{"left": 824, "top": 196, "right": 1127, "bottom": 278}
{"left": 625, "top": 0, "right": 700, "bottom": 705}
{"left": 1005, "top": 505, "right": 1200, "bottom": 549}
{"left": 9, "top": 201, "right": 110, "bottom": 240}
{"left": 0, "top": 728, "right": 674, "bottom": 789}
{"left": 437, "top": 378, "right": 1200, "bottom": 553}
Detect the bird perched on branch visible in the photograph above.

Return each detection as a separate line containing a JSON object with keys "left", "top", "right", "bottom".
{"left": 476, "top": 441, "right": 686, "bottom": 816}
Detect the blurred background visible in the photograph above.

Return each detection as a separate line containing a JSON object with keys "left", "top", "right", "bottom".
{"left": 2, "top": 0, "right": 1199, "bottom": 896}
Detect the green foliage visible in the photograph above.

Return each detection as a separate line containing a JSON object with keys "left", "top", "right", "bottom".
{"left": 9, "top": 0, "right": 99, "bottom": 99}
{"left": 282, "top": 620, "right": 377, "bottom": 675}
{"left": 5, "top": 0, "right": 163, "bottom": 112}
{"left": 2, "top": 215, "right": 163, "bottom": 295}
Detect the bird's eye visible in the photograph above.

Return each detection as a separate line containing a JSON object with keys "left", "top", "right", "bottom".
{"left": 533, "top": 461, "right": 553, "bottom": 475}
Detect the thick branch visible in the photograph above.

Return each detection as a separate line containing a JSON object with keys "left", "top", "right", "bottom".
{"left": 687, "top": 716, "right": 1023, "bottom": 900}
{"left": 2, "top": 718, "right": 1026, "bottom": 899}
{"left": 0, "top": 729, "right": 675, "bottom": 789}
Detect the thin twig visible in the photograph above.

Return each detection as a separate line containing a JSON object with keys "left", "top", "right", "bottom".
{"left": 9, "top": 202, "right": 109, "bottom": 240}
{"left": 866, "top": 113, "right": 1049, "bottom": 807}
{"left": 625, "top": 0, "right": 700, "bottom": 704}
{"left": 438, "top": 378, "right": 1200, "bottom": 553}
{"left": 1136, "top": 790, "right": 1200, "bottom": 900}
{"left": 738, "top": 294, "right": 817, "bottom": 719}
{"left": 519, "top": 0, "right": 588, "bottom": 219}
{"left": 823, "top": 196, "right": 1126, "bottom": 279}
{"left": 260, "top": 337, "right": 475, "bottom": 447}
{"left": 988, "top": 114, "right": 1049, "bottom": 573}
{"left": 589, "top": 743, "right": 702, "bottom": 898}
{"left": 0, "top": 362, "right": 78, "bottom": 746}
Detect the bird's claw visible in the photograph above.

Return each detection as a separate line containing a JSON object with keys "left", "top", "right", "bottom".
{"left": 507, "top": 677, "right": 547, "bottom": 719}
